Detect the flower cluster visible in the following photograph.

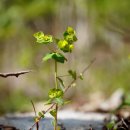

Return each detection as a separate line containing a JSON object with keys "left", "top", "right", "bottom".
{"left": 33, "top": 31, "right": 53, "bottom": 44}
{"left": 33, "top": 27, "right": 77, "bottom": 53}
{"left": 58, "top": 27, "right": 77, "bottom": 52}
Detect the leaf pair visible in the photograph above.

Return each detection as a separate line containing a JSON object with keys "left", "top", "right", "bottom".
{"left": 50, "top": 109, "right": 57, "bottom": 118}
{"left": 46, "top": 97, "right": 65, "bottom": 106}
{"left": 34, "top": 111, "right": 45, "bottom": 122}
{"left": 68, "top": 70, "right": 77, "bottom": 80}
{"left": 68, "top": 70, "right": 83, "bottom": 80}
{"left": 43, "top": 52, "right": 67, "bottom": 63}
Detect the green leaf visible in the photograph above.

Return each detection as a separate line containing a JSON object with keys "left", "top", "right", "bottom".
{"left": 79, "top": 73, "right": 83, "bottom": 80}
{"left": 53, "top": 97, "right": 64, "bottom": 105}
{"left": 45, "top": 98, "right": 53, "bottom": 105}
{"left": 52, "top": 98, "right": 69, "bottom": 106}
{"left": 48, "top": 88, "right": 64, "bottom": 99}
{"left": 46, "top": 97, "right": 65, "bottom": 106}
{"left": 43, "top": 53, "right": 55, "bottom": 61}
{"left": 33, "top": 31, "right": 53, "bottom": 44}
{"left": 57, "top": 77, "right": 65, "bottom": 91}
{"left": 68, "top": 70, "right": 77, "bottom": 80}
{"left": 50, "top": 109, "right": 57, "bottom": 118}
{"left": 51, "top": 120, "right": 55, "bottom": 126}
{"left": 38, "top": 112, "right": 44, "bottom": 118}
{"left": 43, "top": 52, "right": 67, "bottom": 63}
{"left": 106, "top": 120, "right": 115, "bottom": 129}
{"left": 52, "top": 53, "right": 67, "bottom": 63}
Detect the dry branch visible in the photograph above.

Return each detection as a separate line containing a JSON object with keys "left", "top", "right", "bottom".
{"left": 0, "top": 70, "right": 32, "bottom": 78}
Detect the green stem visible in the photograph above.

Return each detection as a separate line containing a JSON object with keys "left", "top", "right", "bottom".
{"left": 54, "top": 60, "right": 58, "bottom": 130}
{"left": 55, "top": 61, "right": 58, "bottom": 89}
{"left": 54, "top": 104, "right": 58, "bottom": 130}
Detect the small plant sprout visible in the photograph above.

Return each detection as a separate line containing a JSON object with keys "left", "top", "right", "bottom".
{"left": 29, "top": 27, "right": 95, "bottom": 130}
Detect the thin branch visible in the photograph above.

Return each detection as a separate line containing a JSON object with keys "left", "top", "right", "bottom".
{"left": 81, "top": 58, "right": 96, "bottom": 74}
{"left": 29, "top": 58, "right": 96, "bottom": 130}
{"left": 64, "top": 78, "right": 76, "bottom": 93}
{"left": 121, "top": 118, "right": 128, "bottom": 129}
{"left": 31, "top": 100, "right": 39, "bottom": 130}
{"left": 0, "top": 70, "right": 32, "bottom": 78}
{"left": 29, "top": 103, "right": 56, "bottom": 130}
{"left": 64, "top": 58, "right": 96, "bottom": 93}
{"left": 0, "top": 125, "right": 17, "bottom": 130}
{"left": 57, "top": 74, "right": 70, "bottom": 78}
{"left": 31, "top": 100, "right": 37, "bottom": 116}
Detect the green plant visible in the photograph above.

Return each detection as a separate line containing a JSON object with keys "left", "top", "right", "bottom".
{"left": 106, "top": 120, "right": 117, "bottom": 130}
{"left": 29, "top": 27, "right": 95, "bottom": 130}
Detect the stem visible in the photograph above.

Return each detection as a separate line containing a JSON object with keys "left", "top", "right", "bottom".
{"left": 30, "top": 100, "right": 39, "bottom": 130}
{"left": 55, "top": 61, "right": 58, "bottom": 89}
{"left": 54, "top": 61, "right": 58, "bottom": 130}
{"left": 54, "top": 104, "right": 58, "bottom": 130}
{"left": 57, "top": 74, "right": 70, "bottom": 78}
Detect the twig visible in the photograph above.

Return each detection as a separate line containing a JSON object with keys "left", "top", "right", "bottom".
{"left": 29, "top": 58, "right": 96, "bottom": 130}
{"left": 64, "top": 58, "right": 96, "bottom": 93}
{"left": 31, "top": 100, "right": 37, "bottom": 116}
{"left": 29, "top": 103, "right": 56, "bottom": 130}
{"left": 31, "top": 100, "right": 39, "bottom": 130}
{"left": 0, "top": 125, "right": 18, "bottom": 130}
{"left": 0, "top": 70, "right": 32, "bottom": 78}
{"left": 81, "top": 58, "right": 96, "bottom": 74}
{"left": 121, "top": 118, "right": 128, "bottom": 128}
{"left": 57, "top": 74, "right": 70, "bottom": 78}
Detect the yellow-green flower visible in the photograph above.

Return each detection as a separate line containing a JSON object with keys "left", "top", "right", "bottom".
{"left": 69, "top": 44, "right": 74, "bottom": 52}
{"left": 34, "top": 31, "right": 53, "bottom": 44}
{"left": 58, "top": 40, "right": 74, "bottom": 52}
{"left": 66, "top": 26, "right": 75, "bottom": 35}
{"left": 49, "top": 88, "right": 63, "bottom": 99}
{"left": 58, "top": 40, "right": 68, "bottom": 49}
{"left": 63, "top": 27, "right": 77, "bottom": 43}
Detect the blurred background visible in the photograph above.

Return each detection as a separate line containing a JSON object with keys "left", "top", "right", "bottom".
{"left": 0, "top": 0, "right": 130, "bottom": 114}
